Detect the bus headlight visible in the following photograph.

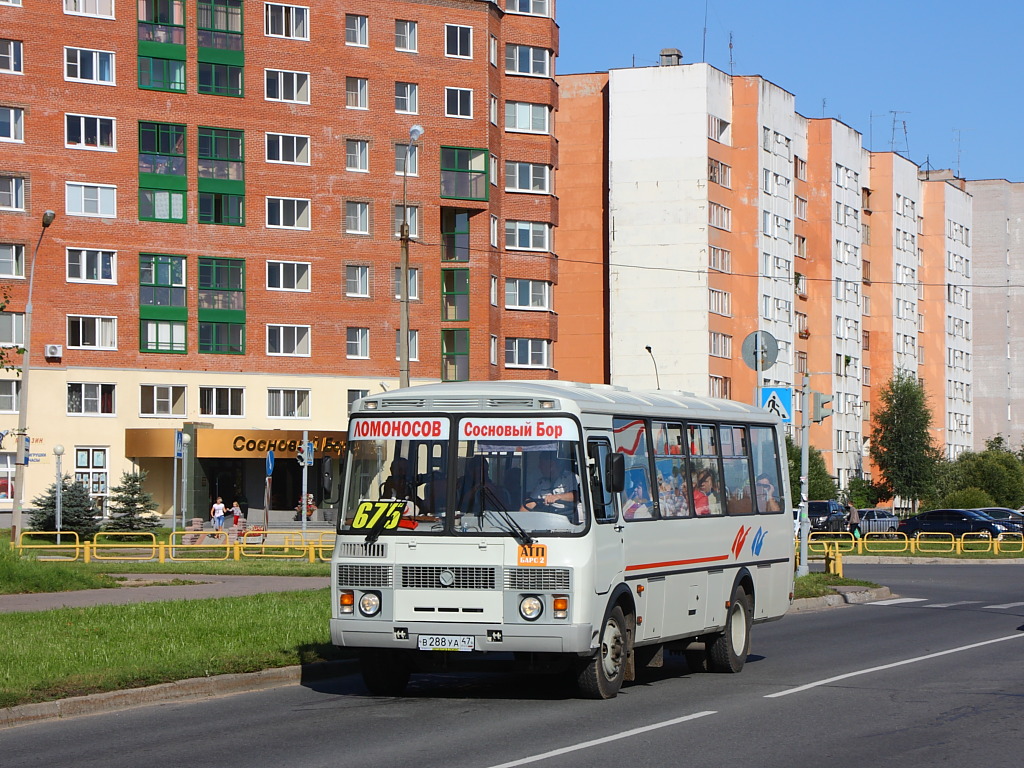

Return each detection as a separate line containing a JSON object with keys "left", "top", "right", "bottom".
{"left": 339, "top": 590, "right": 355, "bottom": 614}
{"left": 519, "top": 595, "right": 543, "bottom": 621}
{"left": 358, "top": 592, "right": 382, "bottom": 617}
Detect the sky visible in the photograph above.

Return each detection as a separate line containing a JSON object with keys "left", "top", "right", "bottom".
{"left": 555, "top": 0, "right": 1024, "bottom": 182}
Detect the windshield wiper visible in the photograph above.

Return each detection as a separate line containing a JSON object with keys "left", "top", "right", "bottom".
{"left": 364, "top": 509, "right": 391, "bottom": 545}
{"left": 475, "top": 484, "right": 533, "bottom": 546}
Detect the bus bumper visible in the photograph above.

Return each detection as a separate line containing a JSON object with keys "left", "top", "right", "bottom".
{"left": 331, "top": 618, "right": 595, "bottom": 654}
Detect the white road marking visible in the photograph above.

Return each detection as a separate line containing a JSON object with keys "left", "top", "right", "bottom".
{"left": 984, "top": 602, "right": 1024, "bottom": 609}
{"left": 484, "top": 710, "right": 717, "bottom": 768}
{"left": 924, "top": 601, "right": 983, "bottom": 608}
{"left": 765, "top": 633, "right": 1024, "bottom": 699}
{"left": 870, "top": 598, "right": 927, "bottom": 605}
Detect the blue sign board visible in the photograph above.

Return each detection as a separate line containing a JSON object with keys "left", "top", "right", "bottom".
{"left": 760, "top": 387, "right": 793, "bottom": 423}
{"left": 174, "top": 430, "right": 183, "bottom": 460}
{"left": 266, "top": 450, "right": 275, "bottom": 477}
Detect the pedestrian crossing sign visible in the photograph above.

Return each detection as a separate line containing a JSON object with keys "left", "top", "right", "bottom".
{"left": 760, "top": 387, "right": 793, "bottom": 423}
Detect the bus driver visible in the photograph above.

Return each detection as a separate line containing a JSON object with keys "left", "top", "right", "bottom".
{"left": 521, "top": 453, "right": 578, "bottom": 519}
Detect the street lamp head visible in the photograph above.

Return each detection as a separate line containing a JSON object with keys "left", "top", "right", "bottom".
{"left": 409, "top": 124, "right": 424, "bottom": 142}
{"left": 53, "top": 444, "right": 65, "bottom": 456}
{"left": 181, "top": 433, "right": 191, "bottom": 445}
{"left": 41, "top": 210, "right": 56, "bottom": 228}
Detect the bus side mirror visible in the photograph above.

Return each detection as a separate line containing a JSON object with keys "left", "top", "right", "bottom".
{"left": 321, "top": 456, "right": 334, "bottom": 493}
{"left": 606, "top": 453, "right": 625, "bottom": 494}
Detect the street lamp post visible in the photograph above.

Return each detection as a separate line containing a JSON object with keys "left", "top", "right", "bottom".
{"left": 399, "top": 124, "right": 424, "bottom": 390}
{"left": 180, "top": 433, "right": 191, "bottom": 529}
{"left": 53, "top": 444, "right": 64, "bottom": 546}
{"left": 10, "top": 209, "right": 56, "bottom": 546}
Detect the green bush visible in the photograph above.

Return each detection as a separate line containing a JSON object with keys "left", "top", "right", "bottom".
{"left": 938, "top": 486, "right": 994, "bottom": 510}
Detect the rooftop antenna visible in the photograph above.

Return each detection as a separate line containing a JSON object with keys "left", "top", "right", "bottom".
{"left": 889, "top": 110, "right": 910, "bottom": 153}
{"left": 702, "top": 0, "right": 709, "bottom": 63}
{"left": 953, "top": 128, "right": 962, "bottom": 177}
{"left": 728, "top": 31, "right": 734, "bottom": 75}
{"left": 821, "top": 98, "right": 826, "bottom": 117}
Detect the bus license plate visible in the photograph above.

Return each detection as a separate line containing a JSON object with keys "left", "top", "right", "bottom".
{"left": 417, "top": 634, "right": 475, "bottom": 652}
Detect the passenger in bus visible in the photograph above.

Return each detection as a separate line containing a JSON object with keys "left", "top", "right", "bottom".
{"left": 755, "top": 473, "right": 782, "bottom": 513}
{"left": 696, "top": 469, "right": 722, "bottom": 515}
{"left": 458, "top": 456, "right": 509, "bottom": 518}
{"left": 381, "top": 458, "right": 424, "bottom": 510}
{"left": 521, "top": 453, "right": 578, "bottom": 518}
{"left": 622, "top": 468, "right": 652, "bottom": 520}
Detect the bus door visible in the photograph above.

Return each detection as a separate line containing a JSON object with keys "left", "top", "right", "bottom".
{"left": 587, "top": 436, "right": 623, "bottom": 595}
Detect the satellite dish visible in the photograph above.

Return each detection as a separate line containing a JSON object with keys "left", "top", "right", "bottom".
{"left": 741, "top": 331, "right": 779, "bottom": 371}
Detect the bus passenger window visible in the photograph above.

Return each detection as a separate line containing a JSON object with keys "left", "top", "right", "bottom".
{"left": 722, "top": 426, "right": 753, "bottom": 515}
{"left": 689, "top": 424, "right": 723, "bottom": 516}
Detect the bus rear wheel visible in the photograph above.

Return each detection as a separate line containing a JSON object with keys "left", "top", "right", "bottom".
{"left": 707, "top": 587, "right": 751, "bottom": 673}
{"left": 577, "top": 605, "right": 628, "bottom": 699}
{"left": 360, "top": 649, "right": 411, "bottom": 696}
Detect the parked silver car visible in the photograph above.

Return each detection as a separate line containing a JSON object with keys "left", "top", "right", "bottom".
{"left": 856, "top": 507, "right": 900, "bottom": 535}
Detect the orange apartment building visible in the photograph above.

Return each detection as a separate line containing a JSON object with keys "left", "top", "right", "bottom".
{"left": 0, "top": 0, "right": 560, "bottom": 518}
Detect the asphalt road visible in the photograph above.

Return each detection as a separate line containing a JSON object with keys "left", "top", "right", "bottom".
{"left": 2, "top": 563, "right": 1021, "bottom": 768}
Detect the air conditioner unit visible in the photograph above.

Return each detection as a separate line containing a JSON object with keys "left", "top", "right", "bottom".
{"left": 44, "top": 344, "right": 63, "bottom": 358}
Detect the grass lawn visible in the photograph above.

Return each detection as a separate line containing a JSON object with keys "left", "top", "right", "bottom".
{"left": 793, "top": 572, "right": 878, "bottom": 599}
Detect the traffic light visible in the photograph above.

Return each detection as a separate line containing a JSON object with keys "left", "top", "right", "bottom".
{"left": 812, "top": 391, "right": 833, "bottom": 423}
{"left": 296, "top": 444, "right": 306, "bottom": 465}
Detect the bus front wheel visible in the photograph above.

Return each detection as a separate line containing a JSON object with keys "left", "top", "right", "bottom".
{"left": 707, "top": 587, "right": 751, "bottom": 673}
{"left": 360, "top": 649, "right": 411, "bottom": 696}
{"left": 577, "top": 605, "right": 628, "bottom": 699}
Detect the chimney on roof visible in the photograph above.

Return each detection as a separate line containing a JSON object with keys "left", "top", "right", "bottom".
{"left": 660, "top": 48, "right": 683, "bottom": 66}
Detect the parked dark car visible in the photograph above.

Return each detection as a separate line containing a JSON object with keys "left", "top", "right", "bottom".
{"left": 973, "top": 508, "right": 1024, "bottom": 532}
{"left": 857, "top": 508, "right": 901, "bottom": 535}
{"left": 897, "top": 508, "right": 1017, "bottom": 538}
{"left": 807, "top": 500, "right": 846, "bottom": 531}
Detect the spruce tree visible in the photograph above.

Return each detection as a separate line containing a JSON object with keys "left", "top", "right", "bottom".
{"left": 104, "top": 470, "right": 161, "bottom": 532}
{"left": 29, "top": 476, "right": 100, "bottom": 539}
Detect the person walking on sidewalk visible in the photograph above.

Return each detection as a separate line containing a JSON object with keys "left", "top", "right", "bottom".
{"left": 846, "top": 503, "right": 861, "bottom": 539}
{"left": 211, "top": 497, "right": 226, "bottom": 531}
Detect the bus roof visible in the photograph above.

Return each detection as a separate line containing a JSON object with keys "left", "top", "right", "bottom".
{"left": 353, "top": 380, "right": 780, "bottom": 424}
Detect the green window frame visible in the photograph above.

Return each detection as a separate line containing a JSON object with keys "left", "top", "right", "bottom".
{"left": 198, "top": 62, "right": 243, "bottom": 96}
{"left": 441, "top": 329, "right": 469, "bottom": 382}
{"left": 198, "top": 256, "right": 245, "bottom": 354}
{"left": 198, "top": 192, "right": 244, "bottom": 225}
{"left": 140, "top": 319, "right": 187, "bottom": 353}
{"left": 198, "top": 127, "right": 244, "bottom": 180}
{"left": 198, "top": 321, "right": 244, "bottom": 354}
{"left": 441, "top": 268, "right": 469, "bottom": 321}
{"left": 139, "top": 121, "right": 186, "bottom": 222}
{"left": 441, "top": 208, "right": 470, "bottom": 262}
{"left": 139, "top": 253, "right": 187, "bottom": 353}
{"left": 138, "top": 56, "right": 185, "bottom": 92}
{"left": 138, "top": 0, "right": 186, "bottom": 46}
{"left": 440, "top": 147, "right": 488, "bottom": 201}
{"left": 197, "top": 0, "right": 244, "bottom": 51}
{"left": 139, "top": 189, "right": 186, "bottom": 223}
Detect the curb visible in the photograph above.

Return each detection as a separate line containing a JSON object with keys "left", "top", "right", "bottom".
{"left": 788, "top": 585, "right": 892, "bottom": 612}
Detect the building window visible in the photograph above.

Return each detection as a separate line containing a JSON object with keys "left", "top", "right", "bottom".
{"left": 796, "top": 196, "right": 808, "bottom": 220}
{"left": 1, "top": 106, "right": 23, "bottom": 143}
{"left": 199, "top": 322, "right": 244, "bottom": 353}
{"left": 505, "top": 101, "right": 549, "bottom": 133}
{"left": 0, "top": 39, "right": 23, "bottom": 74}
{"left": 708, "top": 202, "right": 731, "bottom": 231}
{"left": 199, "top": 193, "right": 243, "bottom": 225}
{"left": 505, "top": 161, "right": 550, "bottom": 193}
{"left": 395, "top": 143, "right": 418, "bottom": 175}
{"left": 267, "top": 261, "right": 309, "bottom": 291}
{"left": 198, "top": 256, "right": 244, "bottom": 354}
{"left": 394, "top": 205, "right": 419, "bottom": 238}
{"left": 441, "top": 268, "right": 470, "bottom": 321}
{"left": 441, "top": 209, "right": 470, "bottom": 261}
{"left": 0, "top": 243, "right": 24, "bottom": 278}
{"left": 345, "top": 13, "right": 368, "bottom": 46}
{"left": 490, "top": 275, "right": 498, "bottom": 305}
{"left": 505, "top": 338, "right": 550, "bottom": 368}
{"left": 709, "top": 245, "right": 731, "bottom": 272}
{"left": 395, "top": 20, "right": 417, "bottom": 52}
{"left": 138, "top": 57, "right": 185, "bottom": 92}
{"left": 74, "top": 447, "right": 108, "bottom": 515}
{"left": 198, "top": 126, "right": 244, "bottom": 224}
{"left": 707, "top": 114, "right": 730, "bottom": 143}
{"left": 505, "top": 44, "right": 550, "bottom": 76}
{"left": 0, "top": 312, "right": 24, "bottom": 346}
{"left": 505, "top": 0, "right": 550, "bottom": 16}
{"left": 708, "top": 375, "right": 731, "bottom": 399}
{"left": 708, "top": 288, "right": 731, "bottom": 317}
{"left": 140, "top": 384, "right": 185, "bottom": 416}
{"left": 265, "top": 69, "right": 309, "bottom": 103}
{"left": 393, "top": 266, "right": 419, "bottom": 300}
{"left": 66, "top": 182, "right": 117, "bottom": 218}
{"left": 490, "top": 335, "right": 498, "bottom": 365}
{"left": 441, "top": 329, "right": 469, "bottom": 381}
{"left": 140, "top": 253, "right": 186, "bottom": 307}
{"left": 346, "top": 77, "right": 368, "bottom": 109}
{"left": 445, "top": 24, "right": 472, "bottom": 58}
{"left": 268, "top": 388, "right": 309, "bottom": 418}
{"left": 197, "top": 0, "right": 243, "bottom": 50}
{"left": 445, "top": 87, "right": 473, "bottom": 118}
{"left": 68, "top": 316, "right": 116, "bottom": 349}
{"left": 64, "top": 47, "right": 115, "bottom": 84}
{"left": 345, "top": 264, "right": 369, "bottom": 297}
{"left": 266, "top": 197, "right": 310, "bottom": 229}
{"left": 138, "top": 121, "right": 186, "bottom": 223}
{"left": 490, "top": 215, "right": 498, "bottom": 247}
{"left": 505, "top": 278, "right": 551, "bottom": 310}
{"left": 138, "top": 0, "right": 185, "bottom": 44}
{"left": 267, "top": 324, "right": 310, "bottom": 356}
{"left": 347, "top": 388, "right": 368, "bottom": 413}
{"left": 440, "top": 147, "right": 488, "bottom": 201}
{"left": 65, "top": 1, "right": 114, "bottom": 18}
{"left": 1, "top": 176, "right": 25, "bottom": 211}
{"left": 346, "top": 327, "right": 369, "bottom": 358}
{"left": 141, "top": 319, "right": 186, "bottom": 352}
{"left": 395, "top": 82, "right": 418, "bottom": 114}
{"left": 708, "top": 158, "right": 731, "bottom": 188}
{"left": 266, "top": 132, "right": 309, "bottom": 165}
{"left": 67, "top": 248, "right": 115, "bottom": 283}
{"left": 0, "top": 380, "right": 19, "bottom": 413}
{"left": 345, "top": 202, "right": 370, "bottom": 235}
{"left": 505, "top": 220, "right": 550, "bottom": 251}
{"left": 65, "top": 114, "right": 115, "bottom": 151}
{"left": 199, "top": 386, "right": 244, "bottom": 416}
{"left": 394, "top": 330, "right": 419, "bottom": 361}
{"left": 198, "top": 62, "right": 243, "bottom": 97}
{"left": 346, "top": 139, "right": 369, "bottom": 171}
{"left": 490, "top": 35, "right": 498, "bottom": 66}
{"left": 265, "top": 3, "right": 307, "bottom": 39}
{"left": 709, "top": 331, "right": 732, "bottom": 359}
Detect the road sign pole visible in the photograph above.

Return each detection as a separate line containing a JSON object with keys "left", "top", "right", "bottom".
{"left": 797, "top": 375, "right": 811, "bottom": 577}
{"left": 301, "top": 430, "right": 308, "bottom": 535}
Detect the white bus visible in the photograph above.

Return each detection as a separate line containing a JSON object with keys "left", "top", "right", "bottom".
{"left": 330, "top": 381, "right": 794, "bottom": 698}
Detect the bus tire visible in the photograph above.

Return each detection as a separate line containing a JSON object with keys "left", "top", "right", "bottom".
{"left": 707, "top": 587, "right": 751, "bottom": 673}
{"left": 360, "top": 649, "right": 411, "bottom": 696}
{"left": 577, "top": 605, "right": 628, "bottom": 699}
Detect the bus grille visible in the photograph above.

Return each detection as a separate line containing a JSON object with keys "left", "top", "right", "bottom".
{"left": 504, "top": 568, "right": 571, "bottom": 591}
{"left": 336, "top": 542, "right": 387, "bottom": 558}
{"left": 401, "top": 566, "right": 497, "bottom": 590}
{"left": 337, "top": 565, "right": 393, "bottom": 588}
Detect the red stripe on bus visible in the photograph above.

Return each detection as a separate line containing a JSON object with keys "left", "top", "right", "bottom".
{"left": 625, "top": 555, "right": 730, "bottom": 571}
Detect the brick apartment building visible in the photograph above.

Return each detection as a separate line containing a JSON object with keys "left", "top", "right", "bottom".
{"left": 0, "top": 0, "right": 559, "bottom": 518}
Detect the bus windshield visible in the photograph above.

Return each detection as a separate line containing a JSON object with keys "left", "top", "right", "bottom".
{"left": 341, "top": 415, "right": 586, "bottom": 536}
